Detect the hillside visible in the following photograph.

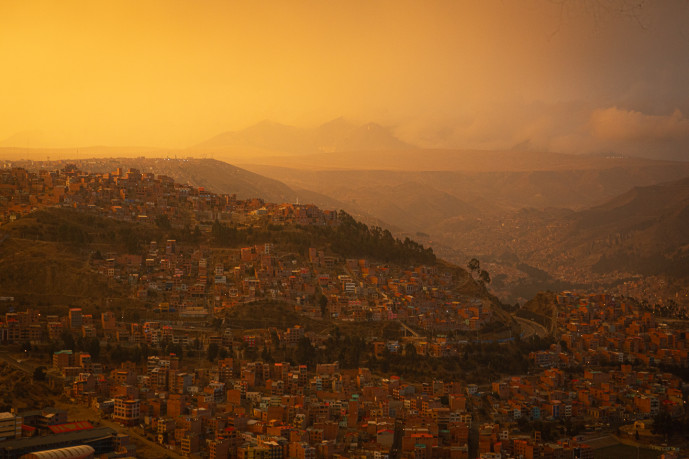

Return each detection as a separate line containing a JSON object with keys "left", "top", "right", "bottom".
{"left": 0, "top": 209, "right": 158, "bottom": 310}
{"left": 538, "top": 176, "right": 689, "bottom": 279}
{"left": 7, "top": 157, "right": 297, "bottom": 203}
{"left": 243, "top": 157, "right": 689, "bottom": 213}
{"left": 0, "top": 162, "right": 516, "bottom": 341}
{"left": 0, "top": 363, "right": 57, "bottom": 412}
{"left": 0, "top": 237, "right": 115, "bottom": 303}
{"left": 242, "top": 158, "right": 689, "bottom": 254}
{"left": 12, "top": 157, "right": 396, "bottom": 232}
{"left": 74, "top": 157, "right": 298, "bottom": 204}
{"left": 435, "top": 176, "right": 689, "bottom": 300}
{"left": 235, "top": 149, "right": 689, "bottom": 304}
{"left": 0, "top": 171, "right": 495, "bottom": 313}
{"left": 239, "top": 148, "right": 689, "bottom": 173}
{"left": 224, "top": 300, "right": 407, "bottom": 340}
{"left": 570, "top": 178, "right": 689, "bottom": 277}
{"left": 12, "top": 152, "right": 687, "bottom": 306}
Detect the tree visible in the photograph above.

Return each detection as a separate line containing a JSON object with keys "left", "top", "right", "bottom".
{"left": 169, "top": 343, "right": 183, "bottom": 358}
{"left": 33, "top": 366, "right": 46, "bottom": 381}
{"left": 261, "top": 346, "right": 273, "bottom": 363}
{"left": 270, "top": 329, "right": 280, "bottom": 348}
{"left": 61, "top": 330, "right": 75, "bottom": 350}
{"left": 207, "top": 342, "right": 219, "bottom": 361}
{"left": 652, "top": 411, "right": 675, "bottom": 440}
{"left": 468, "top": 258, "right": 480, "bottom": 273}
{"left": 467, "top": 258, "right": 490, "bottom": 285}
{"left": 295, "top": 337, "right": 315, "bottom": 365}
{"left": 319, "top": 294, "right": 328, "bottom": 318}
{"left": 479, "top": 269, "right": 491, "bottom": 284}
{"left": 87, "top": 337, "right": 101, "bottom": 360}
{"left": 155, "top": 214, "right": 172, "bottom": 230}
{"left": 404, "top": 342, "right": 418, "bottom": 361}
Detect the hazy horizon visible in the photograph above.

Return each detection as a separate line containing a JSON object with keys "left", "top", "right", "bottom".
{"left": 2, "top": 1, "right": 689, "bottom": 160}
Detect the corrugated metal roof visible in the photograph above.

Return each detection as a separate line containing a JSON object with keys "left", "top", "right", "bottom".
{"left": 48, "top": 422, "right": 93, "bottom": 434}
{"left": 22, "top": 444, "right": 95, "bottom": 458}
{"left": 0, "top": 426, "right": 115, "bottom": 451}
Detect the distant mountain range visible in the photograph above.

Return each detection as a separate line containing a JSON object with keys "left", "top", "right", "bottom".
{"left": 194, "top": 118, "right": 414, "bottom": 155}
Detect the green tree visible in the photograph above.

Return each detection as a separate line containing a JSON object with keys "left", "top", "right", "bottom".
{"left": 169, "top": 343, "right": 183, "bottom": 358}
{"left": 207, "top": 342, "right": 219, "bottom": 361}
{"left": 468, "top": 258, "right": 480, "bottom": 273}
{"left": 261, "top": 346, "right": 273, "bottom": 363}
{"left": 33, "top": 366, "right": 47, "bottom": 381}
{"left": 87, "top": 337, "right": 101, "bottom": 360}
{"left": 295, "top": 337, "right": 315, "bottom": 365}
{"left": 319, "top": 295, "right": 328, "bottom": 318}
{"left": 270, "top": 329, "right": 280, "bottom": 348}
{"left": 652, "top": 411, "right": 675, "bottom": 440}
{"left": 404, "top": 342, "right": 418, "bottom": 361}
{"left": 479, "top": 269, "right": 491, "bottom": 284}
{"left": 60, "top": 330, "right": 75, "bottom": 350}
{"left": 155, "top": 214, "right": 172, "bottom": 230}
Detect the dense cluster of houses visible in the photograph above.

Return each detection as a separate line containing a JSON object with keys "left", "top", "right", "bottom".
{"left": 0, "top": 165, "right": 686, "bottom": 458}
{"left": 1, "top": 165, "right": 492, "bottom": 333}
{"left": 0, "top": 288, "right": 683, "bottom": 458}
{"left": 0, "top": 165, "right": 337, "bottom": 227}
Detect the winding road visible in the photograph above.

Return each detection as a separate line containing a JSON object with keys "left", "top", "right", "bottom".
{"left": 513, "top": 316, "right": 549, "bottom": 339}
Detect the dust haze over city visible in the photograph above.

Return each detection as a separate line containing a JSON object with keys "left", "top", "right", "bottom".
{"left": 1, "top": 1, "right": 689, "bottom": 458}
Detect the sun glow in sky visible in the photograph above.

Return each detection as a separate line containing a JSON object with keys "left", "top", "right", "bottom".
{"left": 1, "top": 0, "right": 688, "bottom": 158}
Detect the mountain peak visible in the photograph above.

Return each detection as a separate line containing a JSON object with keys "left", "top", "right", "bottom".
{"left": 194, "top": 120, "right": 416, "bottom": 154}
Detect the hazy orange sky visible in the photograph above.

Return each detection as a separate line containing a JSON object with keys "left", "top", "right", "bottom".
{"left": 1, "top": 0, "right": 688, "bottom": 158}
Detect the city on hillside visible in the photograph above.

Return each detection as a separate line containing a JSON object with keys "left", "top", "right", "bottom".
{"left": 0, "top": 165, "right": 686, "bottom": 458}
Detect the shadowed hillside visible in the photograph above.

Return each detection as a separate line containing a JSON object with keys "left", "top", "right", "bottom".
{"left": 436, "top": 176, "right": 689, "bottom": 300}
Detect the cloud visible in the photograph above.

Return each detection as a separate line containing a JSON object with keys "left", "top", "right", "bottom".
{"left": 392, "top": 104, "right": 689, "bottom": 161}
{"left": 590, "top": 107, "right": 689, "bottom": 142}
{"left": 394, "top": 102, "right": 591, "bottom": 152}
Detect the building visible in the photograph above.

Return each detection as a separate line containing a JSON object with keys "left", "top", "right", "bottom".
{"left": 0, "top": 426, "right": 116, "bottom": 459}
{"left": 0, "top": 413, "right": 22, "bottom": 441}
{"left": 113, "top": 399, "right": 140, "bottom": 426}
{"left": 53, "top": 350, "right": 73, "bottom": 369}
{"left": 19, "top": 445, "right": 94, "bottom": 459}
{"left": 68, "top": 309, "right": 82, "bottom": 330}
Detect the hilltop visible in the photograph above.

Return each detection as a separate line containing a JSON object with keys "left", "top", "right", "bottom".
{"left": 53, "top": 157, "right": 297, "bottom": 204}
{"left": 7, "top": 157, "right": 395, "bottom": 232}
